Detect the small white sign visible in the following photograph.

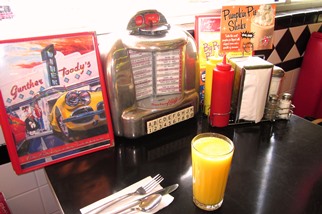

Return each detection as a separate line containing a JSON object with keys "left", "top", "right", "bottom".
{"left": 146, "top": 106, "right": 194, "bottom": 134}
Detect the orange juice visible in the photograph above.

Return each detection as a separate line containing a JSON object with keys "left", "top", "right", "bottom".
{"left": 191, "top": 133, "right": 234, "bottom": 211}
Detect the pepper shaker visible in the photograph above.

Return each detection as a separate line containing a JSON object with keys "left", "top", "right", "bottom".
{"left": 264, "top": 94, "right": 278, "bottom": 121}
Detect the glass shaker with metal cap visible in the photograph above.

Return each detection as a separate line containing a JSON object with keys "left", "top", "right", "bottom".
{"left": 278, "top": 93, "right": 293, "bottom": 119}
{"left": 268, "top": 66, "right": 285, "bottom": 96}
{"left": 264, "top": 94, "right": 279, "bottom": 121}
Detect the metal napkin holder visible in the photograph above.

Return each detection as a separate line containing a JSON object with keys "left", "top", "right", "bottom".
{"left": 228, "top": 56, "right": 274, "bottom": 125}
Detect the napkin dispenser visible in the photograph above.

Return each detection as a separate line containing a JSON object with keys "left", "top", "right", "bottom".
{"left": 100, "top": 10, "right": 199, "bottom": 138}
{"left": 229, "top": 56, "right": 273, "bottom": 124}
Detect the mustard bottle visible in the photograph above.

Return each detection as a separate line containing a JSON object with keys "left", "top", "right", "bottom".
{"left": 203, "top": 53, "right": 223, "bottom": 115}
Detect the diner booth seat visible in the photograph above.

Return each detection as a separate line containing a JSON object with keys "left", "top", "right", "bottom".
{"left": 293, "top": 32, "right": 322, "bottom": 120}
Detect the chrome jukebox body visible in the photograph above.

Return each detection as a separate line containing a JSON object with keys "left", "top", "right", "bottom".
{"left": 100, "top": 10, "right": 199, "bottom": 138}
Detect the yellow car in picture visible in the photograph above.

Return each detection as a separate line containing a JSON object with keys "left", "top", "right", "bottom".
{"left": 49, "top": 88, "right": 107, "bottom": 140}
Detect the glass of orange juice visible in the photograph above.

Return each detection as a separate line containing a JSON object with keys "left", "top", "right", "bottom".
{"left": 191, "top": 132, "right": 234, "bottom": 211}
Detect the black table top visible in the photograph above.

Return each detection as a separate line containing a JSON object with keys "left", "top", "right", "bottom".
{"left": 45, "top": 114, "right": 322, "bottom": 214}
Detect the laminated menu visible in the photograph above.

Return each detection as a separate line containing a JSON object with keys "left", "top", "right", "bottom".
{"left": 220, "top": 4, "right": 276, "bottom": 52}
{"left": 194, "top": 15, "right": 221, "bottom": 106}
{"left": 0, "top": 32, "right": 114, "bottom": 174}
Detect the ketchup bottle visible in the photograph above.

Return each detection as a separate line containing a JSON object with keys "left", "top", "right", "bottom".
{"left": 209, "top": 55, "right": 234, "bottom": 127}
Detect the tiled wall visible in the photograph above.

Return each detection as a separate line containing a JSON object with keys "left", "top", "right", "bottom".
{"left": 0, "top": 8, "right": 321, "bottom": 214}
{"left": 0, "top": 164, "right": 62, "bottom": 214}
{"left": 0, "top": 129, "right": 62, "bottom": 214}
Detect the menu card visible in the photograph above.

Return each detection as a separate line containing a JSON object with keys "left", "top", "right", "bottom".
{"left": 194, "top": 15, "right": 221, "bottom": 105}
{"left": 220, "top": 4, "right": 276, "bottom": 52}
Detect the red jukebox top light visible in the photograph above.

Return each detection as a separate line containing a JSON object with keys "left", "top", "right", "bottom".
{"left": 135, "top": 13, "right": 160, "bottom": 27}
{"left": 135, "top": 15, "right": 144, "bottom": 26}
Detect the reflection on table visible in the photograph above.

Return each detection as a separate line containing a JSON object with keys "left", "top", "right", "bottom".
{"left": 45, "top": 114, "right": 322, "bottom": 214}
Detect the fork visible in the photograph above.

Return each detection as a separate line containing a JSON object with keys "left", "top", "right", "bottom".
{"left": 110, "top": 174, "right": 164, "bottom": 204}
{"left": 87, "top": 174, "right": 164, "bottom": 214}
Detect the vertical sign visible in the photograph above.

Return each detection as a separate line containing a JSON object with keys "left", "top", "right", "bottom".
{"left": 41, "top": 44, "right": 60, "bottom": 86}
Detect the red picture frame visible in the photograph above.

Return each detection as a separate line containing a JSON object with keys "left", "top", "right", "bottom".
{"left": 0, "top": 32, "right": 114, "bottom": 174}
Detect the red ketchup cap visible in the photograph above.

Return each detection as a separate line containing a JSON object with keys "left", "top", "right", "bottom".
{"left": 216, "top": 55, "right": 231, "bottom": 71}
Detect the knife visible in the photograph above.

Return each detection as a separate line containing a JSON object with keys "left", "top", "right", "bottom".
{"left": 89, "top": 184, "right": 179, "bottom": 214}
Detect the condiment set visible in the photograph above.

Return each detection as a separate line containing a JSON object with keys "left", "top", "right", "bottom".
{"left": 264, "top": 92, "right": 295, "bottom": 121}
{"left": 206, "top": 55, "right": 294, "bottom": 127}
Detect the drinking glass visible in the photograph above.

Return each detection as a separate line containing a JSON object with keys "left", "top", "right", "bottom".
{"left": 191, "top": 132, "right": 234, "bottom": 211}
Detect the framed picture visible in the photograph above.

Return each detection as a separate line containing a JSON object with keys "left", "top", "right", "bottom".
{"left": 0, "top": 32, "right": 114, "bottom": 174}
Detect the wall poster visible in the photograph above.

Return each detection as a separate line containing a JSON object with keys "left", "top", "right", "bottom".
{"left": 0, "top": 32, "right": 114, "bottom": 174}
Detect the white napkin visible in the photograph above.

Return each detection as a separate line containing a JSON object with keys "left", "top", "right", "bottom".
{"left": 238, "top": 67, "right": 272, "bottom": 123}
{"left": 80, "top": 176, "right": 174, "bottom": 214}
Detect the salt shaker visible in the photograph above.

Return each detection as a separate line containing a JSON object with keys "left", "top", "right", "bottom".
{"left": 278, "top": 93, "right": 292, "bottom": 119}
